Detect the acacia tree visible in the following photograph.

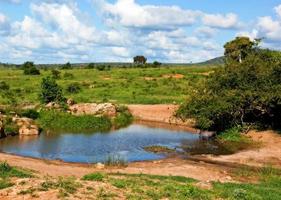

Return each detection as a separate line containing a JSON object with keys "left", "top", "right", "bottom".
{"left": 224, "top": 37, "right": 260, "bottom": 64}
{"left": 133, "top": 56, "right": 147, "bottom": 65}
{"left": 22, "top": 61, "right": 40, "bottom": 75}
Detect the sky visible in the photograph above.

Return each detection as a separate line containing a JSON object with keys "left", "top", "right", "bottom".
{"left": 0, "top": 0, "right": 281, "bottom": 64}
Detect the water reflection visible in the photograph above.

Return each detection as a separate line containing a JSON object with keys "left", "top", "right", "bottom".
{"left": 0, "top": 124, "right": 203, "bottom": 163}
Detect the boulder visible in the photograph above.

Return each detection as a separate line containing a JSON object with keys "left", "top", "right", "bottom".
{"left": 45, "top": 102, "right": 61, "bottom": 109}
{"left": 69, "top": 103, "right": 117, "bottom": 117}
{"left": 13, "top": 117, "right": 39, "bottom": 136}
{"left": 19, "top": 124, "right": 39, "bottom": 136}
{"left": 95, "top": 163, "right": 105, "bottom": 169}
{"left": 67, "top": 98, "right": 75, "bottom": 106}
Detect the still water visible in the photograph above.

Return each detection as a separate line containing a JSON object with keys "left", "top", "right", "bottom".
{"left": 0, "top": 124, "right": 203, "bottom": 163}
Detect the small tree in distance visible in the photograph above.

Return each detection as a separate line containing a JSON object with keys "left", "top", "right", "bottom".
{"left": 40, "top": 76, "right": 65, "bottom": 104}
{"left": 133, "top": 56, "right": 147, "bottom": 65}
{"left": 22, "top": 61, "right": 40, "bottom": 75}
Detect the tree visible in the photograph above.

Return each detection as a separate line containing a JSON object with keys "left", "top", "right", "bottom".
{"left": 133, "top": 56, "right": 147, "bottom": 65}
{"left": 87, "top": 63, "right": 95, "bottom": 69}
{"left": 152, "top": 61, "right": 162, "bottom": 67}
{"left": 51, "top": 69, "right": 61, "bottom": 79}
{"left": 22, "top": 62, "right": 40, "bottom": 75}
{"left": 224, "top": 37, "right": 260, "bottom": 64}
{"left": 178, "top": 37, "right": 281, "bottom": 131}
{"left": 40, "top": 76, "right": 65, "bottom": 104}
{"left": 61, "top": 62, "right": 72, "bottom": 70}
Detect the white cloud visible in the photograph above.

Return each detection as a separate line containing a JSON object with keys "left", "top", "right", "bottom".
{"left": 202, "top": 13, "right": 241, "bottom": 29}
{"left": 195, "top": 26, "right": 217, "bottom": 38}
{"left": 95, "top": 0, "right": 200, "bottom": 29}
{"left": 0, "top": 13, "right": 11, "bottom": 36}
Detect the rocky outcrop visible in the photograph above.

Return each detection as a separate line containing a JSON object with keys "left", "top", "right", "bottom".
{"left": 13, "top": 117, "right": 39, "bottom": 136}
{"left": 69, "top": 103, "right": 117, "bottom": 117}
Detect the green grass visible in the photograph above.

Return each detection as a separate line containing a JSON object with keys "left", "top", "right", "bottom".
{"left": 82, "top": 172, "right": 105, "bottom": 182}
{"left": 0, "top": 66, "right": 214, "bottom": 105}
{"left": 0, "top": 162, "right": 33, "bottom": 190}
{"left": 38, "top": 110, "right": 112, "bottom": 132}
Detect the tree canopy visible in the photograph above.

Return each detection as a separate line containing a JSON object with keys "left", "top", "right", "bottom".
{"left": 178, "top": 37, "right": 281, "bottom": 131}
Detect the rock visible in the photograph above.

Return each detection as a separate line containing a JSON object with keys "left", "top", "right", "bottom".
{"left": 45, "top": 102, "right": 60, "bottom": 109}
{"left": 69, "top": 103, "right": 117, "bottom": 117}
{"left": 67, "top": 98, "right": 75, "bottom": 106}
{"left": 13, "top": 117, "right": 39, "bottom": 136}
{"left": 19, "top": 124, "right": 39, "bottom": 136}
{"left": 95, "top": 163, "right": 105, "bottom": 169}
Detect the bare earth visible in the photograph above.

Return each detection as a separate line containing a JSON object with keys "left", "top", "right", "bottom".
{"left": 0, "top": 104, "right": 280, "bottom": 199}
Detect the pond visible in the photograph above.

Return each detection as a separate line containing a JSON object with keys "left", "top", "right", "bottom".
{"left": 0, "top": 124, "right": 226, "bottom": 163}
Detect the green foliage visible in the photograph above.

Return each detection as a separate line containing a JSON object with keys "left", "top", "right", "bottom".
{"left": 82, "top": 173, "right": 105, "bottom": 182}
{"left": 21, "top": 109, "right": 39, "bottom": 120}
{"left": 178, "top": 37, "right": 281, "bottom": 131}
{"left": 113, "top": 109, "right": 133, "bottom": 129}
{"left": 40, "top": 76, "right": 65, "bottom": 104}
{"left": 38, "top": 110, "right": 112, "bottom": 132}
{"left": 0, "top": 81, "right": 9, "bottom": 91}
{"left": 51, "top": 69, "right": 61, "bottom": 79}
{"left": 96, "top": 65, "right": 106, "bottom": 71}
{"left": 153, "top": 61, "right": 162, "bottom": 67}
{"left": 22, "top": 62, "right": 40, "bottom": 75}
{"left": 0, "top": 162, "right": 33, "bottom": 179}
{"left": 61, "top": 62, "right": 72, "bottom": 70}
{"left": 63, "top": 72, "right": 74, "bottom": 79}
{"left": 87, "top": 63, "right": 95, "bottom": 69}
{"left": 66, "top": 82, "right": 82, "bottom": 94}
{"left": 133, "top": 55, "right": 147, "bottom": 65}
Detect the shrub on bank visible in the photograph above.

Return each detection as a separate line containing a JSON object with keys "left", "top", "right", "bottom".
{"left": 38, "top": 110, "right": 112, "bottom": 132}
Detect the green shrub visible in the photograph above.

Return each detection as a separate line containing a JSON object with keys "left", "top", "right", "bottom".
{"left": 38, "top": 110, "right": 112, "bottom": 132}
{"left": 0, "top": 81, "right": 9, "bottom": 91}
{"left": 82, "top": 173, "right": 104, "bottom": 182}
{"left": 22, "top": 62, "right": 40, "bottom": 75}
{"left": 97, "top": 65, "right": 106, "bottom": 71}
{"left": 61, "top": 62, "right": 72, "bottom": 70}
{"left": 63, "top": 72, "right": 74, "bottom": 79}
{"left": 51, "top": 69, "right": 61, "bottom": 79}
{"left": 178, "top": 37, "right": 281, "bottom": 131}
{"left": 113, "top": 111, "right": 133, "bottom": 129}
{"left": 40, "top": 76, "right": 65, "bottom": 104}
{"left": 66, "top": 83, "right": 82, "bottom": 94}
{"left": 21, "top": 109, "right": 39, "bottom": 120}
{"left": 87, "top": 63, "right": 95, "bottom": 69}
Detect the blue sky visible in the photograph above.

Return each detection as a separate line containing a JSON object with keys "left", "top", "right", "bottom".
{"left": 0, "top": 0, "right": 281, "bottom": 64}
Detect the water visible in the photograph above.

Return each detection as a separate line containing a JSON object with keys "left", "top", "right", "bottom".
{"left": 0, "top": 124, "right": 202, "bottom": 163}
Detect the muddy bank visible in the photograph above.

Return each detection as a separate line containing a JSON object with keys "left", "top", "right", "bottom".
{"left": 127, "top": 104, "right": 195, "bottom": 127}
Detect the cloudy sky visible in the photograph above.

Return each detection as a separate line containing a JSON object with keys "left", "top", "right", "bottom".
{"left": 0, "top": 0, "right": 281, "bottom": 64}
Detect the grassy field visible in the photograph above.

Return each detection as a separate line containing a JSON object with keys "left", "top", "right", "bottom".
{"left": 0, "top": 66, "right": 214, "bottom": 105}
{"left": 0, "top": 162, "right": 280, "bottom": 199}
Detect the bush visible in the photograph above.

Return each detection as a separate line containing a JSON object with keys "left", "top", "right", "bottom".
{"left": 38, "top": 110, "right": 112, "bottom": 132}
{"left": 66, "top": 83, "right": 81, "bottom": 94}
{"left": 63, "top": 72, "right": 74, "bottom": 79}
{"left": 82, "top": 173, "right": 104, "bottom": 181}
{"left": 178, "top": 37, "right": 281, "bottom": 131}
{"left": 0, "top": 81, "right": 9, "bottom": 91}
{"left": 96, "top": 65, "right": 106, "bottom": 71}
{"left": 51, "top": 69, "right": 61, "bottom": 79}
{"left": 87, "top": 63, "right": 95, "bottom": 69}
{"left": 114, "top": 111, "right": 133, "bottom": 129}
{"left": 40, "top": 76, "right": 65, "bottom": 104}
{"left": 21, "top": 109, "right": 39, "bottom": 120}
{"left": 22, "top": 62, "right": 40, "bottom": 75}
{"left": 61, "top": 62, "right": 72, "bottom": 70}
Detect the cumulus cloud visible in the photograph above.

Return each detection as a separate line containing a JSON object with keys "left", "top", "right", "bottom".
{"left": 0, "top": 13, "right": 11, "bottom": 36}
{"left": 202, "top": 13, "right": 241, "bottom": 29}
{"left": 95, "top": 0, "right": 200, "bottom": 29}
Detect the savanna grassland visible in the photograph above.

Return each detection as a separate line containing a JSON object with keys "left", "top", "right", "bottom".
{"left": 0, "top": 65, "right": 214, "bottom": 105}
